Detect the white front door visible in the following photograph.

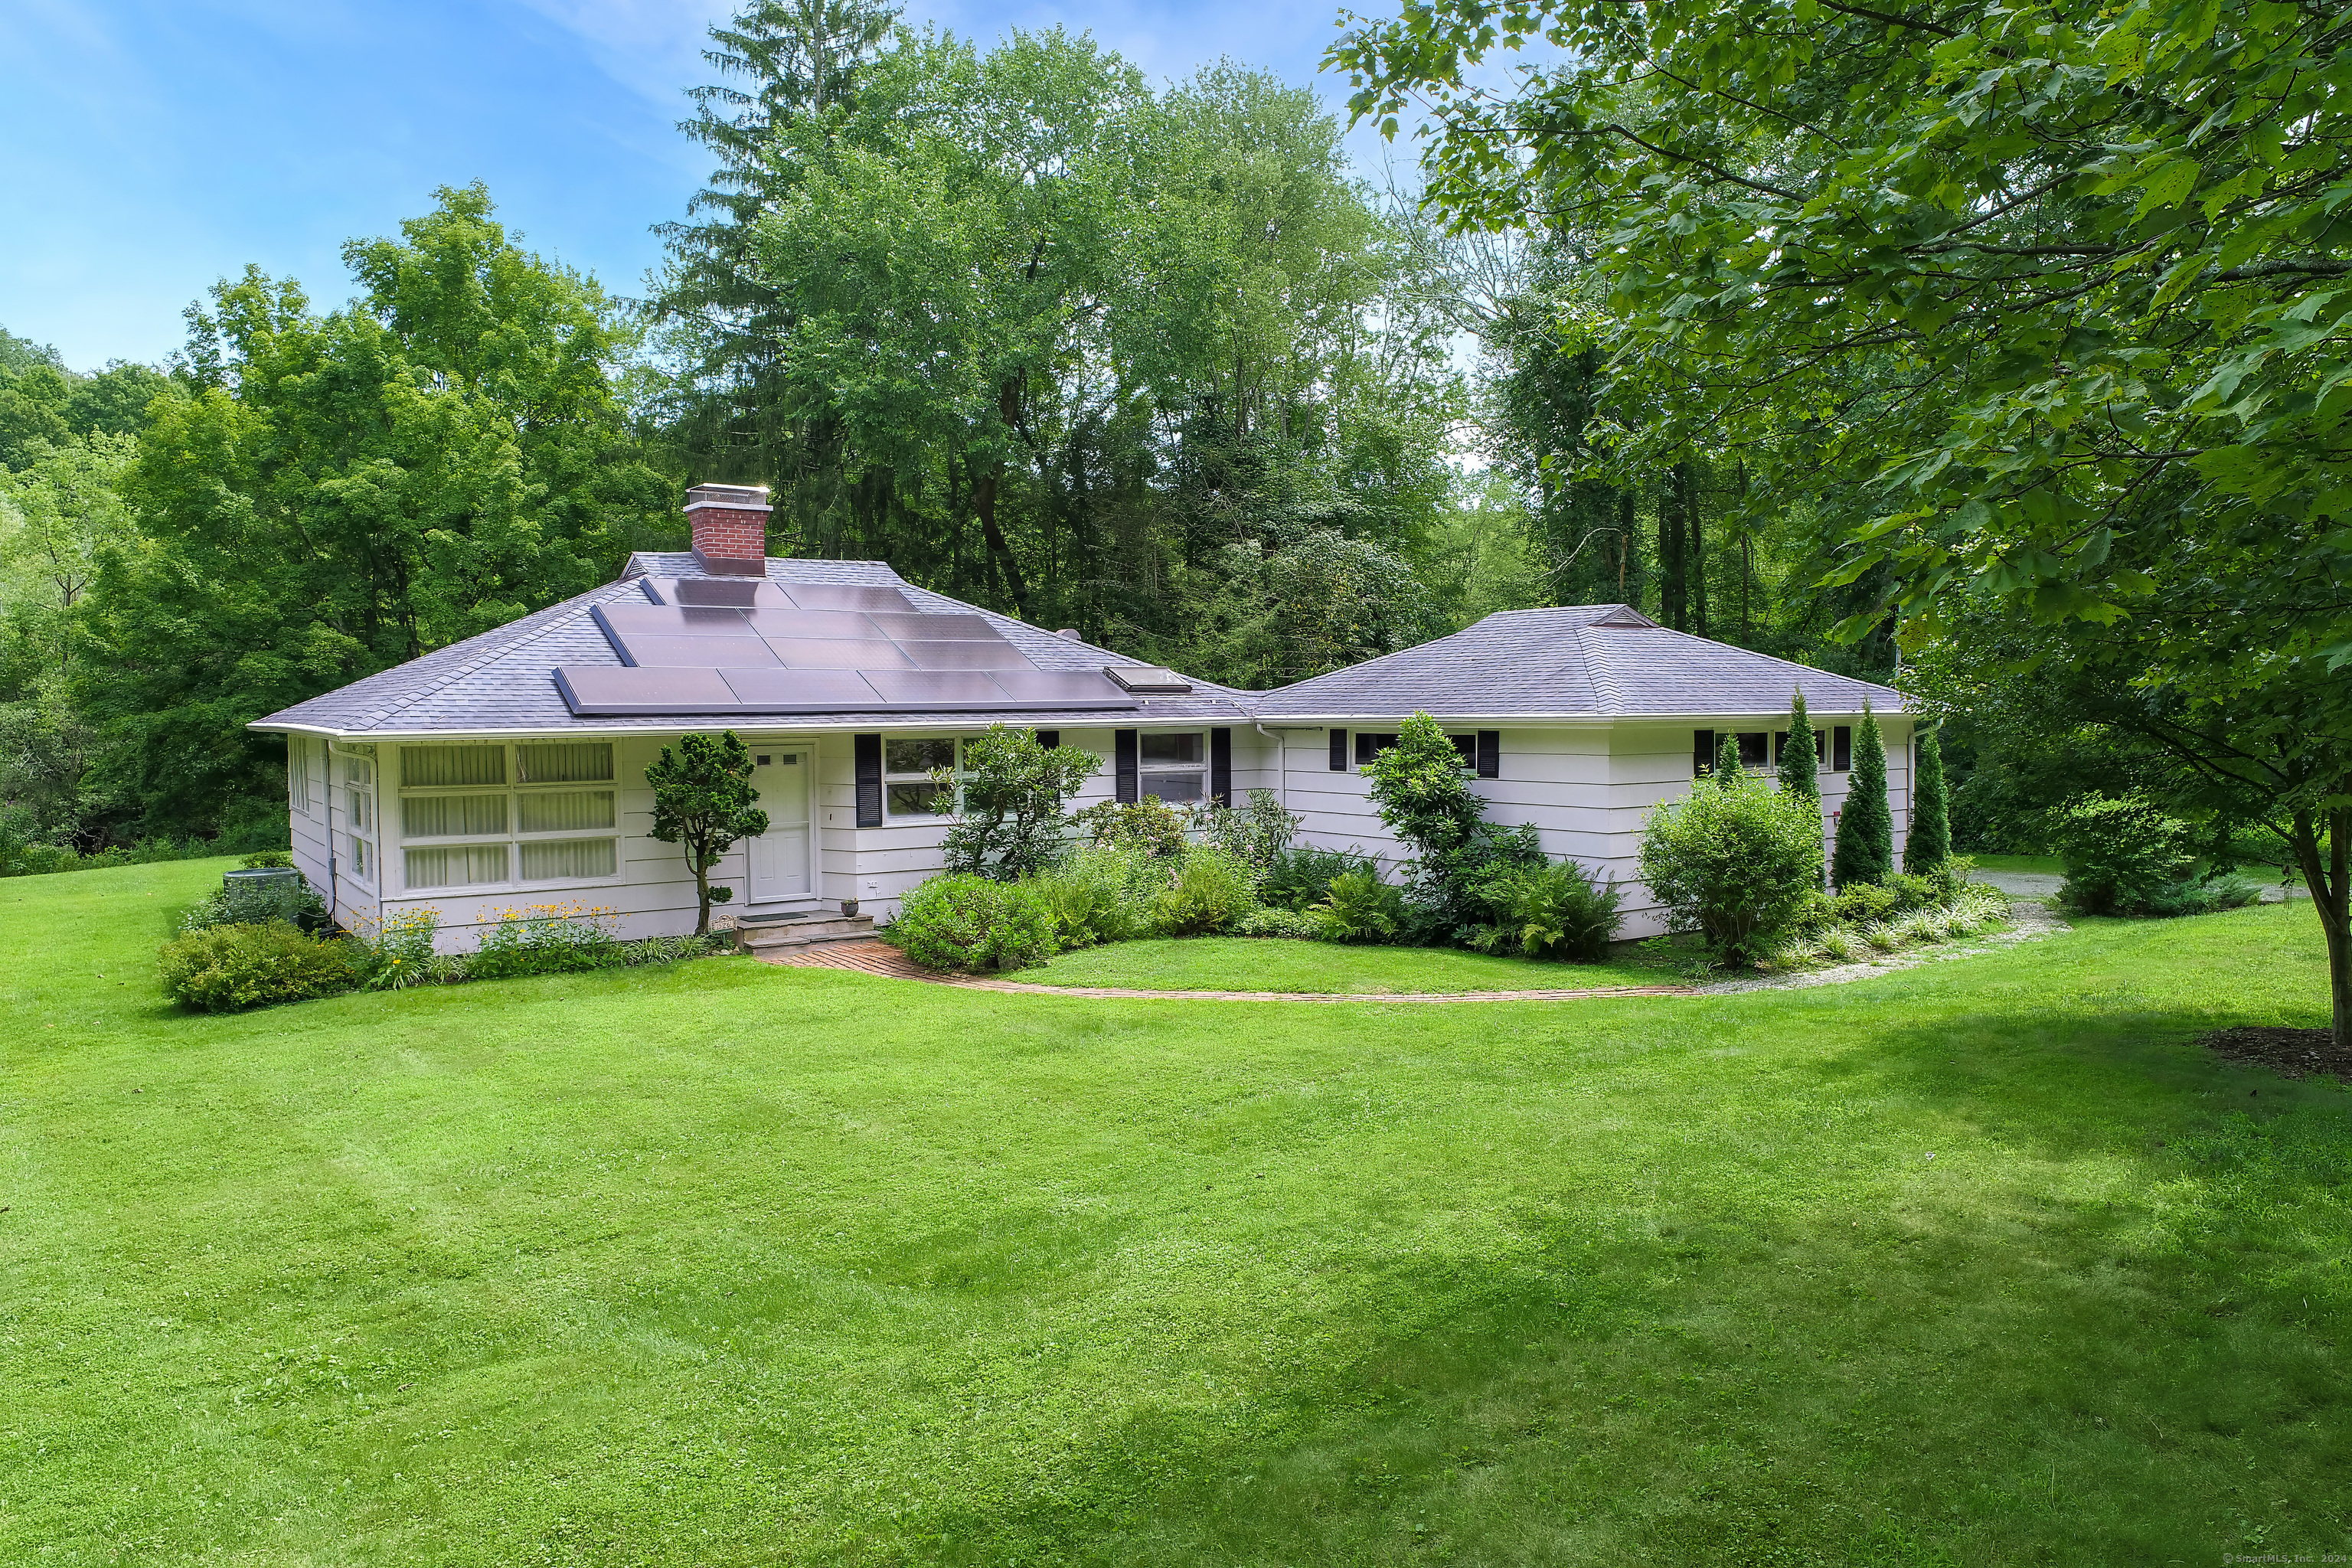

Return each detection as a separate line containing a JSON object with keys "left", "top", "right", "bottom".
{"left": 748, "top": 747, "right": 812, "bottom": 902}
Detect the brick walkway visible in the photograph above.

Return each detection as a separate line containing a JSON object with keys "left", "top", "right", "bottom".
{"left": 757, "top": 939, "right": 1694, "bottom": 1002}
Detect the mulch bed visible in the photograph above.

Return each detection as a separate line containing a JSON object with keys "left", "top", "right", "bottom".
{"left": 2198, "top": 1024, "right": 2350, "bottom": 1083}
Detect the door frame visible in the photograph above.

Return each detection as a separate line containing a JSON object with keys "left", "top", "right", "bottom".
{"left": 748, "top": 742, "right": 815, "bottom": 904}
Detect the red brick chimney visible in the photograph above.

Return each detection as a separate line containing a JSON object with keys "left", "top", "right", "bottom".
{"left": 684, "top": 483, "right": 771, "bottom": 576}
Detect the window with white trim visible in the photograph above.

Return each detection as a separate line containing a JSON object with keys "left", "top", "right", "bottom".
{"left": 883, "top": 737, "right": 962, "bottom": 817}
{"left": 396, "top": 740, "right": 619, "bottom": 892}
{"left": 338, "top": 750, "right": 377, "bottom": 887}
{"left": 1139, "top": 732, "right": 1207, "bottom": 803}
{"left": 289, "top": 737, "right": 313, "bottom": 816}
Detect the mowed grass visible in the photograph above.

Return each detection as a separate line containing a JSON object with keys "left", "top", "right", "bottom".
{"left": 3, "top": 860, "right": 2348, "bottom": 1565}
{"left": 1022, "top": 936, "right": 1678, "bottom": 991}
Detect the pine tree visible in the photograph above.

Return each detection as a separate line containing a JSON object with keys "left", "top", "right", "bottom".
{"left": 1779, "top": 690, "right": 1818, "bottom": 804}
{"left": 1831, "top": 703, "right": 1893, "bottom": 889}
{"left": 1906, "top": 725, "right": 1952, "bottom": 871}
{"left": 1713, "top": 730, "right": 1742, "bottom": 781}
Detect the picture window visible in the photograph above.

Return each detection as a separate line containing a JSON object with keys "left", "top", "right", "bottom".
{"left": 396, "top": 740, "right": 619, "bottom": 892}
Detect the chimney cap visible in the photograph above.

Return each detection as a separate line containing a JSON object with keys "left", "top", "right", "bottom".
{"left": 684, "top": 482, "right": 772, "bottom": 514}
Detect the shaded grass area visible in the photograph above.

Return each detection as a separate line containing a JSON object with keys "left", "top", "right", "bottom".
{"left": 1023, "top": 936, "right": 1679, "bottom": 992}
{"left": 3, "top": 861, "right": 2348, "bottom": 1564}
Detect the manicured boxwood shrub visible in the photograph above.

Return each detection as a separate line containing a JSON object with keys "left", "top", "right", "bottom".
{"left": 158, "top": 923, "right": 358, "bottom": 1011}
{"left": 887, "top": 874, "right": 1057, "bottom": 973}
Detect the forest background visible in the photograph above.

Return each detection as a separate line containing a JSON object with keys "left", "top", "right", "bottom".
{"left": 0, "top": 0, "right": 2024, "bottom": 856}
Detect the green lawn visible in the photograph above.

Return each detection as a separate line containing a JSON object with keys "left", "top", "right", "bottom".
{"left": 1023, "top": 936, "right": 1678, "bottom": 991}
{"left": 5, "top": 858, "right": 2347, "bottom": 1564}
{"left": 1966, "top": 852, "right": 2065, "bottom": 877}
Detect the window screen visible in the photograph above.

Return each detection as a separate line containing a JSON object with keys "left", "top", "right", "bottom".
{"left": 517, "top": 741, "right": 613, "bottom": 783}
{"left": 400, "top": 745, "right": 507, "bottom": 788}
{"left": 518, "top": 790, "right": 616, "bottom": 834}
{"left": 1833, "top": 725, "right": 1854, "bottom": 772}
{"left": 519, "top": 838, "right": 618, "bottom": 881}
{"left": 403, "top": 793, "right": 508, "bottom": 838}
{"left": 405, "top": 842, "right": 510, "bottom": 890}
{"left": 1138, "top": 732, "right": 1209, "bottom": 803}
{"left": 1354, "top": 733, "right": 1399, "bottom": 765}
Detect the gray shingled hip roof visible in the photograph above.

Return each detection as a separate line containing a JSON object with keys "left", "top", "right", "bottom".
{"left": 1249, "top": 604, "right": 1903, "bottom": 720}
{"left": 252, "top": 555, "right": 1254, "bottom": 737}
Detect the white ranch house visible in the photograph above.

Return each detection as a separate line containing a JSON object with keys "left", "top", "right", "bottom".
{"left": 257, "top": 485, "right": 1911, "bottom": 949}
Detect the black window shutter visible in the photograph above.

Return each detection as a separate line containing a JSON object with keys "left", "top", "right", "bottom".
{"left": 1694, "top": 729, "right": 1715, "bottom": 776}
{"left": 1476, "top": 730, "right": 1500, "bottom": 779}
{"left": 1210, "top": 728, "right": 1233, "bottom": 805}
{"left": 1833, "top": 725, "right": 1853, "bottom": 772}
{"left": 1328, "top": 728, "right": 1348, "bottom": 770}
{"left": 854, "top": 733, "right": 883, "bottom": 826}
{"left": 1115, "top": 729, "right": 1138, "bottom": 802}
{"left": 1034, "top": 730, "right": 1060, "bottom": 750}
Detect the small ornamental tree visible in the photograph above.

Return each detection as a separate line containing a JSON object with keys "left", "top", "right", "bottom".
{"left": 935, "top": 724, "right": 1100, "bottom": 881}
{"left": 1906, "top": 727, "right": 1952, "bottom": 874}
{"left": 1831, "top": 704, "right": 1893, "bottom": 890}
{"left": 1638, "top": 771, "right": 1825, "bottom": 966}
{"left": 646, "top": 730, "right": 769, "bottom": 934}
{"left": 1779, "top": 691, "right": 1819, "bottom": 805}
{"left": 1362, "top": 712, "right": 1540, "bottom": 933}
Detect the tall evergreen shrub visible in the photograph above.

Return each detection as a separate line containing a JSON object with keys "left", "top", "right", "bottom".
{"left": 1831, "top": 704, "right": 1893, "bottom": 889}
{"left": 1779, "top": 691, "right": 1819, "bottom": 804}
{"left": 1906, "top": 727, "right": 1952, "bottom": 872}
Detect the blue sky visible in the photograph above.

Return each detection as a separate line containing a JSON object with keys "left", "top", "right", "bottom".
{"left": 1, "top": 0, "right": 1414, "bottom": 371}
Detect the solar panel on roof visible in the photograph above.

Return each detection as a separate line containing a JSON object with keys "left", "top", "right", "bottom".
{"left": 554, "top": 667, "right": 739, "bottom": 714}
{"left": 990, "top": 670, "right": 1133, "bottom": 704}
{"left": 861, "top": 670, "right": 1015, "bottom": 706}
{"left": 864, "top": 611, "right": 995, "bottom": 640}
{"left": 764, "top": 638, "right": 916, "bottom": 669}
{"left": 642, "top": 577, "right": 790, "bottom": 609}
{"left": 740, "top": 608, "right": 882, "bottom": 639}
{"left": 594, "top": 603, "right": 758, "bottom": 639}
{"left": 900, "top": 640, "right": 1036, "bottom": 671}
{"left": 719, "top": 668, "right": 882, "bottom": 707}
{"left": 616, "top": 635, "right": 782, "bottom": 668}
{"left": 780, "top": 583, "right": 913, "bottom": 612}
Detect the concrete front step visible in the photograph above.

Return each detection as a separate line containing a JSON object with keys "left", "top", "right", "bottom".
{"left": 737, "top": 914, "right": 877, "bottom": 952}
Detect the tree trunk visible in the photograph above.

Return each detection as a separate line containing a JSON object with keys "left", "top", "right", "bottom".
{"left": 691, "top": 851, "right": 712, "bottom": 936}
{"left": 2289, "top": 806, "right": 2350, "bottom": 1052}
{"left": 971, "top": 468, "right": 1031, "bottom": 621}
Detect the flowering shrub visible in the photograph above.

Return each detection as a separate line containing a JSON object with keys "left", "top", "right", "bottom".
{"left": 158, "top": 924, "right": 358, "bottom": 1011}
{"left": 466, "top": 902, "right": 622, "bottom": 980}
{"left": 347, "top": 907, "right": 446, "bottom": 990}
